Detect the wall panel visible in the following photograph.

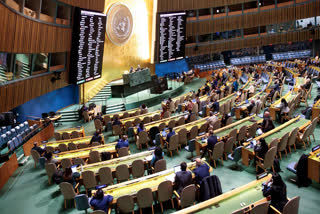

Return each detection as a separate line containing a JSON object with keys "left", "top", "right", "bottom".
{"left": 0, "top": 3, "right": 72, "bottom": 53}
{"left": 59, "top": 0, "right": 105, "bottom": 11}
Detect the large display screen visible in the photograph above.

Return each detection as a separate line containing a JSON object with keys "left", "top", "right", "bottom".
{"left": 158, "top": 12, "right": 186, "bottom": 63}
{"left": 70, "top": 8, "right": 106, "bottom": 84}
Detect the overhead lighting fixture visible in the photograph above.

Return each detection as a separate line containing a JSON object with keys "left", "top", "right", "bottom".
{"left": 216, "top": 9, "right": 219, "bottom": 13}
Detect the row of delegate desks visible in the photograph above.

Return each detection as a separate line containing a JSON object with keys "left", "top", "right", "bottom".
{"left": 41, "top": 135, "right": 105, "bottom": 149}
{"left": 242, "top": 116, "right": 311, "bottom": 166}
{"left": 308, "top": 147, "right": 320, "bottom": 183}
{"left": 55, "top": 126, "right": 85, "bottom": 137}
{"left": 120, "top": 110, "right": 162, "bottom": 125}
{"left": 195, "top": 115, "right": 263, "bottom": 156}
{"left": 174, "top": 174, "right": 272, "bottom": 214}
{"left": 98, "top": 160, "right": 211, "bottom": 204}
{"left": 52, "top": 143, "right": 117, "bottom": 162}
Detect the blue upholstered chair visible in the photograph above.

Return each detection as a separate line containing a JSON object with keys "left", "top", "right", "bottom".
{"left": 75, "top": 194, "right": 90, "bottom": 213}
{"left": 12, "top": 137, "right": 19, "bottom": 148}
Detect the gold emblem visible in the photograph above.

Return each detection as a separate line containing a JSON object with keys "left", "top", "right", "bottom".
{"left": 106, "top": 3, "right": 133, "bottom": 46}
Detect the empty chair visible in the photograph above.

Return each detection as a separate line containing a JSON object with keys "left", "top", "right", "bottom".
{"left": 98, "top": 167, "right": 114, "bottom": 185}
{"left": 74, "top": 158, "right": 85, "bottom": 166}
{"left": 132, "top": 159, "right": 145, "bottom": 178}
{"left": 30, "top": 149, "right": 40, "bottom": 168}
{"left": 82, "top": 171, "right": 97, "bottom": 194}
{"left": 226, "top": 116, "right": 233, "bottom": 125}
{"left": 178, "top": 128, "right": 188, "bottom": 149}
{"left": 211, "top": 120, "right": 221, "bottom": 130}
{"left": 116, "top": 164, "right": 130, "bottom": 183}
{"left": 297, "top": 125, "right": 311, "bottom": 150}
{"left": 163, "top": 111, "right": 171, "bottom": 118}
{"left": 62, "top": 132, "right": 71, "bottom": 140}
{"left": 271, "top": 196, "right": 300, "bottom": 214}
{"left": 75, "top": 194, "right": 90, "bottom": 214}
{"left": 247, "top": 123, "right": 257, "bottom": 139}
{"left": 133, "top": 118, "right": 141, "bottom": 125}
{"left": 122, "top": 112, "right": 129, "bottom": 119}
{"left": 269, "top": 138, "right": 279, "bottom": 148}
{"left": 251, "top": 202, "right": 269, "bottom": 214}
{"left": 224, "top": 137, "right": 235, "bottom": 159}
{"left": 60, "top": 182, "right": 77, "bottom": 209}
{"left": 287, "top": 127, "right": 299, "bottom": 153}
{"left": 278, "top": 133, "right": 289, "bottom": 160}
{"left": 54, "top": 132, "right": 62, "bottom": 140}
{"left": 177, "top": 116, "right": 185, "bottom": 126}
{"left": 117, "top": 195, "right": 135, "bottom": 214}
{"left": 58, "top": 144, "right": 68, "bottom": 152}
{"left": 192, "top": 103, "right": 198, "bottom": 115}
{"left": 136, "top": 130, "right": 149, "bottom": 150}
{"left": 185, "top": 139, "right": 195, "bottom": 159}
{"left": 112, "top": 125, "right": 122, "bottom": 137}
{"left": 103, "top": 115, "right": 111, "bottom": 123}
{"left": 142, "top": 116, "right": 151, "bottom": 124}
{"left": 256, "top": 147, "right": 277, "bottom": 173}
{"left": 189, "top": 114, "right": 197, "bottom": 122}
{"left": 137, "top": 188, "right": 154, "bottom": 214}
{"left": 229, "top": 129, "right": 238, "bottom": 140}
{"left": 68, "top": 142, "right": 78, "bottom": 151}
{"left": 189, "top": 126, "right": 198, "bottom": 140}
{"left": 199, "top": 123, "right": 208, "bottom": 134}
{"left": 153, "top": 159, "right": 166, "bottom": 173}
{"left": 237, "top": 125, "right": 247, "bottom": 145}
{"left": 124, "top": 121, "right": 133, "bottom": 132}
{"left": 167, "top": 135, "right": 179, "bottom": 157}
{"left": 168, "top": 120, "right": 176, "bottom": 129}
{"left": 94, "top": 119, "right": 103, "bottom": 132}
{"left": 174, "top": 184, "right": 196, "bottom": 209}
{"left": 158, "top": 122, "right": 166, "bottom": 131}
{"left": 71, "top": 131, "right": 80, "bottom": 139}
{"left": 153, "top": 114, "right": 161, "bottom": 121}
{"left": 46, "top": 146, "right": 55, "bottom": 153}
{"left": 169, "top": 101, "right": 175, "bottom": 113}
{"left": 308, "top": 117, "right": 318, "bottom": 142}
{"left": 209, "top": 142, "right": 224, "bottom": 168}
{"left": 228, "top": 146, "right": 243, "bottom": 170}
{"left": 45, "top": 163, "right": 57, "bottom": 184}
{"left": 61, "top": 158, "right": 72, "bottom": 170}
{"left": 157, "top": 180, "right": 174, "bottom": 213}
{"left": 89, "top": 151, "right": 101, "bottom": 163}
{"left": 118, "top": 147, "right": 129, "bottom": 157}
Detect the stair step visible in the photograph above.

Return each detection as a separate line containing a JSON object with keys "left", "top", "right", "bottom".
{"left": 106, "top": 103, "right": 125, "bottom": 108}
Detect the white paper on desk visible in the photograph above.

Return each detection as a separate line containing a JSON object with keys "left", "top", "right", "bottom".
{"left": 166, "top": 174, "right": 175, "bottom": 182}
{"left": 145, "top": 155, "right": 153, "bottom": 161}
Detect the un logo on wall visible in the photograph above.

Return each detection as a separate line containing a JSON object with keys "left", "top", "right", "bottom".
{"left": 106, "top": 3, "right": 133, "bottom": 46}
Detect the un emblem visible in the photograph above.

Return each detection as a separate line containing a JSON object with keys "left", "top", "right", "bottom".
{"left": 106, "top": 3, "right": 133, "bottom": 46}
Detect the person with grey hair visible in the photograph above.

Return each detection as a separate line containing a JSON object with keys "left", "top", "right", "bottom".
{"left": 193, "top": 158, "right": 210, "bottom": 184}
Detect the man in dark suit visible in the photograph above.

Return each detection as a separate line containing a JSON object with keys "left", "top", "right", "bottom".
{"left": 260, "top": 111, "right": 275, "bottom": 133}
{"left": 193, "top": 158, "right": 210, "bottom": 185}
{"left": 201, "top": 130, "right": 218, "bottom": 158}
{"left": 175, "top": 162, "right": 192, "bottom": 195}
{"left": 32, "top": 142, "right": 45, "bottom": 156}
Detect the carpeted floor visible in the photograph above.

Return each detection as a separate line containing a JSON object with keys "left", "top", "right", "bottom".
{"left": 0, "top": 78, "right": 320, "bottom": 214}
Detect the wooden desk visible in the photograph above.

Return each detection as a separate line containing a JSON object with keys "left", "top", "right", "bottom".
{"left": 98, "top": 160, "right": 211, "bottom": 204}
{"left": 120, "top": 110, "right": 161, "bottom": 126}
{"left": 195, "top": 115, "right": 262, "bottom": 156}
{"left": 42, "top": 135, "right": 105, "bottom": 149}
{"left": 103, "top": 108, "right": 140, "bottom": 119}
{"left": 308, "top": 148, "right": 320, "bottom": 183}
{"left": 56, "top": 126, "right": 85, "bottom": 137}
{"left": 0, "top": 153, "right": 19, "bottom": 190}
{"left": 241, "top": 117, "right": 311, "bottom": 166}
{"left": 311, "top": 99, "right": 320, "bottom": 121}
{"left": 174, "top": 174, "right": 272, "bottom": 214}
{"left": 53, "top": 143, "right": 118, "bottom": 162}
{"left": 77, "top": 150, "right": 153, "bottom": 179}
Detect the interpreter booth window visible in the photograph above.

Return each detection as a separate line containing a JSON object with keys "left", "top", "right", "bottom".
{"left": 198, "top": 8, "right": 211, "bottom": 19}
{"left": 317, "top": 16, "right": 320, "bottom": 26}
{"left": 278, "top": 21, "right": 295, "bottom": 33}
{"left": 40, "top": 0, "right": 56, "bottom": 24}
{"left": 56, "top": 3, "right": 72, "bottom": 26}
{"left": 243, "top": 1, "right": 258, "bottom": 13}
{"left": 296, "top": 17, "right": 316, "bottom": 30}
{"left": 50, "top": 52, "right": 67, "bottom": 72}
{"left": 198, "top": 34, "right": 212, "bottom": 43}
{"left": 0, "top": 53, "right": 13, "bottom": 83}
{"left": 14, "top": 54, "right": 32, "bottom": 79}
{"left": 228, "top": 3, "right": 242, "bottom": 14}
{"left": 213, "top": 6, "right": 225, "bottom": 16}
{"left": 267, "top": 24, "right": 277, "bottom": 34}
{"left": 259, "top": 0, "right": 275, "bottom": 10}
{"left": 228, "top": 29, "right": 241, "bottom": 39}
{"left": 212, "top": 32, "right": 227, "bottom": 41}
{"left": 31, "top": 53, "right": 49, "bottom": 75}
{"left": 24, "top": 0, "right": 41, "bottom": 19}
{"left": 1, "top": 0, "right": 23, "bottom": 12}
